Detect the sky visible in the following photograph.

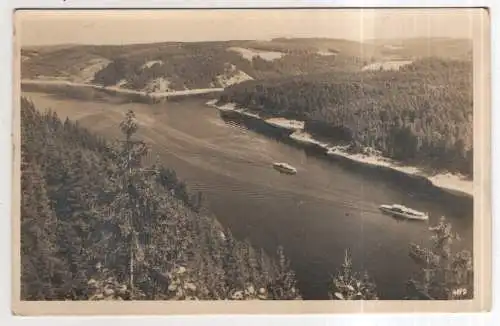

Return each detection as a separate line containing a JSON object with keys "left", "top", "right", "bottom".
{"left": 16, "top": 8, "right": 482, "bottom": 46}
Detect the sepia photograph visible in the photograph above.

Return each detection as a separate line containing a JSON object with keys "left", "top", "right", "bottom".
{"left": 12, "top": 8, "right": 491, "bottom": 314}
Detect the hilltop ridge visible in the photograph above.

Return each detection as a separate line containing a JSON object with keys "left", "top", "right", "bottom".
{"left": 21, "top": 37, "right": 472, "bottom": 93}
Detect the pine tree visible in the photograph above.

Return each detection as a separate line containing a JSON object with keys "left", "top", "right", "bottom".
{"left": 115, "top": 110, "right": 149, "bottom": 298}
{"left": 21, "top": 152, "right": 70, "bottom": 299}
{"left": 222, "top": 230, "right": 245, "bottom": 294}
{"left": 407, "top": 217, "right": 473, "bottom": 300}
{"left": 241, "top": 239, "right": 260, "bottom": 287}
{"left": 267, "top": 246, "right": 301, "bottom": 300}
{"left": 329, "top": 249, "right": 378, "bottom": 300}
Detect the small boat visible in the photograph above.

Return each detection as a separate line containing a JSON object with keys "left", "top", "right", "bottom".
{"left": 272, "top": 162, "right": 297, "bottom": 175}
{"left": 379, "top": 204, "right": 429, "bottom": 221}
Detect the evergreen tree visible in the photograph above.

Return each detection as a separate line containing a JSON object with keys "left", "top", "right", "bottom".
{"left": 328, "top": 249, "right": 378, "bottom": 300}
{"left": 267, "top": 246, "right": 301, "bottom": 300}
{"left": 406, "top": 217, "right": 473, "bottom": 300}
{"left": 222, "top": 230, "right": 245, "bottom": 294}
{"left": 20, "top": 158, "right": 68, "bottom": 300}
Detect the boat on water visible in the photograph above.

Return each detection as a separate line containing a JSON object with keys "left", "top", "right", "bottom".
{"left": 379, "top": 204, "right": 429, "bottom": 221}
{"left": 272, "top": 162, "right": 297, "bottom": 175}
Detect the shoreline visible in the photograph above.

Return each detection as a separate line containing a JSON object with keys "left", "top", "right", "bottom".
{"left": 207, "top": 100, "right": 473, "bottom": 197}
{"left": 21, "top": 79, "right": 224, "bottom": 98}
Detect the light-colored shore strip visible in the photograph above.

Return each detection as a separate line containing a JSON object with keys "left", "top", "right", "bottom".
{"left": 208, "top": 101, "right": 473, "bottom": 197}
{"left": 21, "top": 79, "right": 224, "bottom": 98}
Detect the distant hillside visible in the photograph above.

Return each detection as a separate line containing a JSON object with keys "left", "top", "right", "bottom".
{"left": 367, "top": 37, "right": 472, "bottom": 61}
{"left": 21, "top": 37, "right": 472, "bottom": 92}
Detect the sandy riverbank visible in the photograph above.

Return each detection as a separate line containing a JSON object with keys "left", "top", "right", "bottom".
{"left": 208, "top": 100, "right": 473, "bottom": 197}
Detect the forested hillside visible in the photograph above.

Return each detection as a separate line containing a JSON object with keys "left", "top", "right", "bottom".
{"left": 21, "top": 38, "right": 471, "bottom": 93}
{"left": 90, "top": 43, "right": 363, "bottom": 91}
{"left": 219, "top": 57, "right": 473, "bottom": 177}
{"left": 20, "top": 97, "right": 301, "bottom": 301}
{"left": 21, "top": 40, "right": 364, "bottom": 91}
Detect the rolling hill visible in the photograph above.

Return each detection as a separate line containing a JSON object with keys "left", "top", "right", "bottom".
{"left": 21, "top": 37, "right": 472, "bottom": 92}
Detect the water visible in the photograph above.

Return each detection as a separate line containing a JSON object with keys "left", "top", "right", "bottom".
{"left": 23, "top": 92, "right": 474, "bottom": 300}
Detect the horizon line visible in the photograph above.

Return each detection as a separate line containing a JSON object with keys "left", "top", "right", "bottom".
{"left": 21, "top": 35, "right": 473, "bottom": 49}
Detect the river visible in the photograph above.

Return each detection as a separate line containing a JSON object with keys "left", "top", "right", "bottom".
{"left": 22, "top": 91, "right": 474, "bottom": 300}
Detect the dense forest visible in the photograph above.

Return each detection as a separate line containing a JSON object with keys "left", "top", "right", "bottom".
{"left": 91, "top": 45, "right": 362, "bottom": 91}
{"left": 20, "top": 98, "right": 302, "bottom": 300}
{"left": 218, "top": 58, "right": 473, "bottom": 177}
{"left": 22, "top": 41, "right": 362, "bottom": 91}
{"left": 24, "top": 37, "right": 473, "bottom": 93}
